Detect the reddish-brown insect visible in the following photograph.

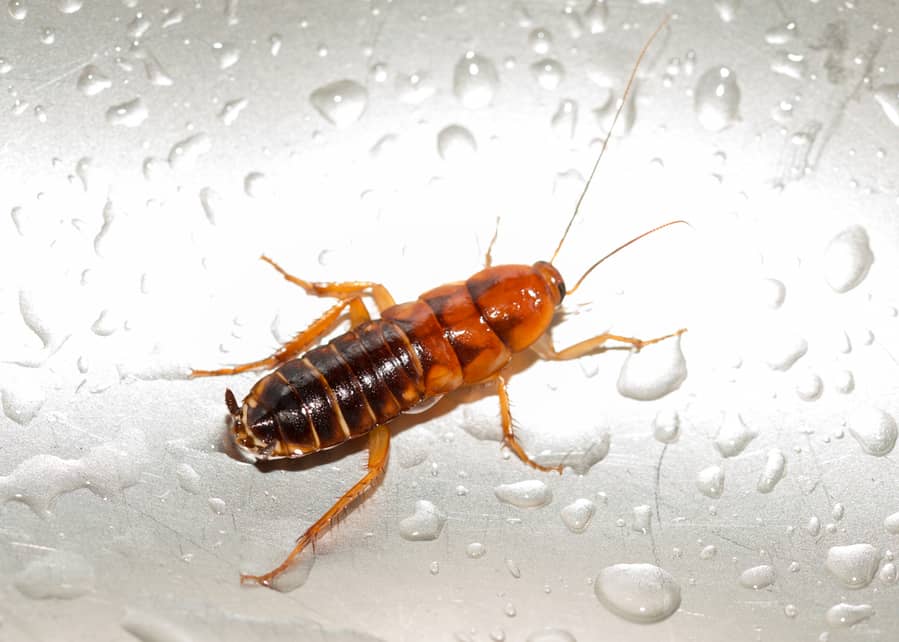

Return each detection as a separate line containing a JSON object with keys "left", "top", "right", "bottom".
{"left": 193, "top": 17, "right": 684, "bottom": 588}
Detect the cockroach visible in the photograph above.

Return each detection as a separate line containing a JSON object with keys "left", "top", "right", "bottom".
{"left": 192, "top": 17, "right": 685, "bottom": 588}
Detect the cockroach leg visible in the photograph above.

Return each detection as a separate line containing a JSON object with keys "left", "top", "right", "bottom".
{"left": 484, "top": 216, "right": 501, "bottom": 269}
{"left": 240, "top": 423, "right": 391, "bottom": 588}
{"left": 495, "top": 374, "right": 564, "bottom": 474}
{"left": 533, "top": 328, "right": 687, "bottom": 361}
{"left": 191, "top": 297, "right": 365, "bottom": 377}
{"left": 261, "top": 255, "right": 396, "bottom": 311}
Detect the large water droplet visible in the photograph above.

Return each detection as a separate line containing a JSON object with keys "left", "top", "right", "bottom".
{"left": 309, "top": 79, "right": 368, "bottom": 128}
{"left": 77, "top": 65, "right": 111, "bottom": 96}
{"left": 714, "top": 411, "right": 758, "bottom": 457}
{"left": 437, "top": 124, "right": 477, "bottom": 161}
{"left": 757, "top": 449, "right": 786, "bottom": 493}
{"left": 560, "top": 498, "right": 595, "bottom": 533}
{"left": 739, "top": 564, "right": 775, "bottom": 589}
{"left": 399, "top": 500, "right": 447, "bottom": 541}
{"left": 617, "top": 335, "right": 687, "bottom": 401}
{"left": 696, "top": 465, "right": 724, "bottom": 498}
{"left": 825, "top": 603, "right": 875, "bottom": 628}
{"left": 14, "top": 550, "right": 95, "bottom": 599}
{"left": 822, "top": 226, "right": 873, "bottom": 293}
{"left": 453, "top": 52, "right": 499, "bottom": 109}
{"left": 594, "top": 563, "right": 681, "bottom": 624}
{"left": 825, "top": 544, "right": 880, "bottom": 589}
{"left": 8, "top": 0, "right": 27, "bottom": 20}
{"left": 847, "top": 406, "right": 896, "bottom": 456}
{"left": 694, "top": 66, "right": 741, "bottom": 132}
{"left": 873, "top": 84, "right": 899, "bottom": 127}
{"left": 106, "top": 97, "right": 148, "bottom": 127}
{"left": 494, "top": 480, "right": 552, "bottom": 508}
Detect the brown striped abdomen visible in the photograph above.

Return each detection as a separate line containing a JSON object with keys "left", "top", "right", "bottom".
{"left": 234, "top": 262, "right": 564, "bottom": 460}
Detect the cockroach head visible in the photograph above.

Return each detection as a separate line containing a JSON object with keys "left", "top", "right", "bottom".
{"left": 225, "top": 388, "right": 261, "bottom": 462}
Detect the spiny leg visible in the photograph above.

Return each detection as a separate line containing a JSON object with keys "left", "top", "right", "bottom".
{"left": 191, "top": 296, "right": 367, "bottom": 377}
{"left": 241, "top": 423, "right": 391, "bottom": 588}
{"left": 261, "top": 255, "right": 396, "bottom": 312}
{"left": 495, "top": 374, "right": 563, "bottom": 474}
{"left": 534, "top": 328, "right": 687, "bottom": 361}
{"left": 484, "top": 217, "right": 501, "bottom": 269}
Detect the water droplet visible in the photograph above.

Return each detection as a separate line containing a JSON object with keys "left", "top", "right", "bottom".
{"left": 714, "top": 412, "right": 758, "bottom": 457}
{"left": 269, "top": 33, "right": 282, "bottom": 56}
{"left": 739, "top": 564, "right": 775, "bottom": 589}
{"left": 1, "top": 379, "right": 46, "bottom": 426}
{"left": 770, "top": 50, "right": 806, "bottom": 79}
{"left": 765, "top": 20, "right": 797, "bottom": 44}
{"left": 53, "top": 0, "right": 83, "bottom": 13}
{"left": 399, "top": 500, "right": 447, "bottom": 541}
{"left": 632, "top": 505, "right": 652, "bottom": 534}
{"left": 504, "top": 602, "right": 517, "bottom": 617}
{"left": 796, "top": 372, "right": 823, "bottom": 401}
{"left": 584, "top": 0, "right": 608, "bottom": 33}
{"left": 784, "top": 604, "right": 798, "bottom": 618}
{"left": 208, "top": 497, "right": 226, "bottom": 514}
{"left": 161, "top": 8, "right": 184, "bottom": 27}
{"left": 309, "top": 79, "right": 368, "bottom": 128}
{"left": 805, "top": 515, "right": 821, "bottom": 537}
{"left": 437, "top": 124, "right": 477, "bottom": 161}
{"left": 847, "top": 406, "right": 896, "bottom": 456}
{"left": 526, "top": 629, "right": 576, "bottom": 642}
{"left": 15, "top": 550, "right": 95, "bottom": 599}
{"left": 77, "top": 65, "right": 111, "bottom": 96}
{"left": 529, "top": 28, "right": 552, "bottom": 54}
{"left": 168, "top": 133, "right": 211, "bottom": 170}
{"left": 884, "top": 511, "right": 899, "bottom": 534}
{"left": 873, "top": 84, "right": 899, "bottom": 127}
{"left": 504, "top": 557, "right": 521, "bottom": 578}
{"left": 244, "top": 171, "right": 269, "bottom": 198}
{"left": 494, "top": 480, "right": 552, "bottom": 508}
{"left": 453, "top": 51, "right": 499, "bottom": 109}
{"left": 0, "top": 57, "right": 11, "bottom": 74}
{"left": 429, "top": 560, "right": 440, "bottom": 575}
{"left": 880, "top": 562, "right": 897, "bottom": 585}
{"left": 531, "top": 58, "right": 564, "bottom": 90}
{"left": 594, "top": 563, "right": 681, "bottom": 624}
{"left": 823, "top": 226, "right": 873, "bottom": 293}
{"left": 653, "top": 409, "right": 680, "bottom": 443}
{"left": 489, "top": 628, "right": 506, "bottom": 641}
{"left": 175, "top": 463, "right": 201, "bottom": 494}
{"left": 694, "top": 66, "right": 741, "bottom": 132}
{"left": 396, "top": 71, "right": 435, "bottom": 104}
{"left": 268, "top": 549, "right": 315, "bottom": 593}
{"left": 757, "top": 278, "right": 786, "bottom": 309}
{"left": 7, "top": 0, "right": 26, "bottom": 21}
{"left": 757, "top": 449, "right": 786, "bottom": 493}
{"left": 219, "top": 97, "right": 247, "bottom": 126}
{"left": 466, "top": 541, "right": 487, "bottom": 558}
{"left": 825, "top": 603, "right": 875, "bottom": 628}
{"left": 617, "top": 335, "right": 687, "bottom": 401}
{"left": 834, "top": 370, "right": 854, "bottom": 394}
{"left": 126, "top": 15, "right": 150, "bottom": 39}
{"left": 212, "top": 41, "right": 240, "bottom": 69}
{"left": 560, "top": 498, "right": 596, "bottom": 533}
{"left": 699, "top": 544, "right": 717, "bottom": 560}
{"left": 714, "top": 0, "right": 740, "bottom": 22}
{"left": 551, "top": 99, "right": 578, "bottom": 139}
{"left": 825, "top": 543, "right": 880, "bottom": 589}
{"left": 39, "top": 26, "right": 56, "bottom": 44}
{"left": 696, "top": 465, "right": 725, "bottom": 498}
{"left": 763, "top": 332, "right": 807, "bottom": 371}
{"left": 105, "top": 97, "right": 148, "bottom": 127}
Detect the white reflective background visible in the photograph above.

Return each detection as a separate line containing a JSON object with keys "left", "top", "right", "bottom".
{"left": 1, "top": 1, "right": 899, "bottom": 641}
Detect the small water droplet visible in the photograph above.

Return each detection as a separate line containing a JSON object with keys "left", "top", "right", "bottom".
{"left": 714, "top": 412, "right": 758, "bottom": 458}
{"left": 219, "top": 97, "right": 248, "bottom": 126}
{"left": 1, "top": 379, "right": 46, "bottom": 426}
{"left": 437, "top": 124, "right": 477, "bottom": 161}
{"left": 770, "top": 50, "right": 806, "bottom": 79}
{"left": 739, "top": 564, "right": 775, "bottom": 589}
{"left": 269, "top": 33, "right": 282, "bottom": 56}
{"left": 466, "top": 542, "right": 487, "bottom": 558}
{"left": 560, "top": 498, "right": 596, "bottom": 533}
{"left": 652, "top": 409, "right": 680, "bottom": 443}
{"left": 879, "top": 562, "right": 897, "bottom": 584}
{"left": 847, "top": 406, "right": 896, "bottom": 456}
{"left": 617, "top": 335, "right": 687, "bottom": 401}
{"left": 873, "top": 84, "right": 899, "bottom": 127}
{"left": 213, "top": 41, "right": 240, "bottom": 69}
{"left": 784, "top": 604, "right": 798, "bottom": 618}
{"left": 310, "top": 79, "right": 368, "bottom": 128}
{"left": 161, "top": 8, "right": 184, "bottom": 28}
{"left": 714, "top": 0, "right": 740, "bottom": 22}
{"left": 208, "top": 497, "right": 226, "bottom": 514}
{"left": 757, "top": 449, "right": 786, "bottom": 493}
{"left": 505, "top": 558, "right": 521, "bottom": 578}
{"left": 106, "top": 97, "right": 148, "bottom": 127}
{"left": 175, "top": 463, "right": 201, "bottom": 494}
{"left": 526, "top": 629, "right": 576, "bottom": 642}
{"left": 531, "top": 58, "right": 564, "bottom": 90}
{"left": 834, "top": 370, "right": 854, "bottom": 394}
{"left": 168, "top": 133, "right": 211, "bottom": 170}
{"left": 796, "top": 372, "right": 823, "bottom": 401}
{"left": 825, "top": 603, "right": 875, "bottom": 628}
{"left": 77, "top": 65, "right": 111, "bottom": 96}
{"left": 805, "top": 515, "right": 821, "bottom": 537}
{"left": 528, "top": 28, "right": 552, "bottom": 54}
{"left": 632, "top": 505, "right": 652, "bottom": 534}
{"left": 551, "top": 99, "right": 578, "bottom": 139}
{"left": 504, "top": 602, "right": 517, "bottom": 617}
{"left": 763, "top": 332, "right": 807, "bottom": 371}
{"left": 39, "top": 27, "right": 56, "bottom": 44}
{"left": 57, "top": 0, "right": 82, "bottom": 12}
{"left": 884, "top": 511, "right": 899, "bottom": 534}
{"left": 494, "top": 480, "right": 552, "bottom": 508}
{"left": 694, "top": 66, "right": 741, "bottom": 132}
{"left": 696, "top": 465, "right": 725, "bottom": 498}
{"left": 757, "top": 278, "right": 786, "bottom": 309}
{"left": 453, "top": 51, "right": 499, "bottom": 109}
{"left": 825, "top": 543, "right": 880, "bottom": 589}
{"left": 243, "top": 172, "right": 269, "bottom": 198}
{"left": 823, "top": 226, "right": 873, "bottom": 293}
{"left": 396, "top": 70, "right": 435, "bottom": 104}
{"left": 584, "top": 0, "right": 608, "bottom": 33}
{"left": 699, "top": 545, "right": 717, "bottom": 560}
{"left": 15, "top": 550, "right": 95, "bottom": 599}
{"left": 399, "top": 500, "right": 447, "bottom": 541}
{"left": 765, "top": 20, "right": 797, "bottom": 44}
{"left": 594, "top": 563, "right": 681, "bottom": 623}
{"left": 429, "top": 560, "right": 440, "bottom": 575}
{"left": 8, "top": 0, "right": 27, "bottom": 21}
